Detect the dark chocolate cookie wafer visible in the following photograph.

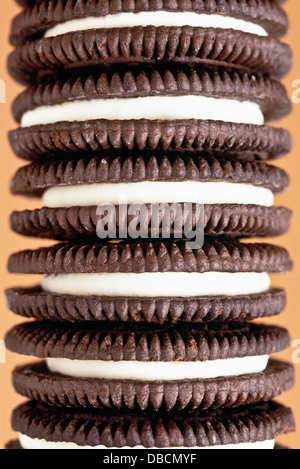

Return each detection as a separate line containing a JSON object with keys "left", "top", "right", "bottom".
{"left": 7, "top": 239, "right": 293, "bottom": 275}
{"left": 10, "top": 119, "right": 291, "bottom": 162}
{"left": 5, "top": 320, "right": 292, "bottom": 411}
{"left": 10, "top": 400, "right": 295, "bottom": 448}
{"left": 10, "top": 154, "right": 291, "bottom": 197}
{"left": 5, "top": 321, "right": 291, "bottom": 362}
{"left": 9, "top": 68, "right": 291, "bottom": 161}
{"left": 5, "top": 286, "right": 287, "bottom": 324}
{"left": 9, "top": 155, "right": 292, "bottom": 240}
{"left": 8, "top": 0, "right": 292, "bottom": 85}
{"left": 10, "top": 205, "right": 292, "bottom": 241}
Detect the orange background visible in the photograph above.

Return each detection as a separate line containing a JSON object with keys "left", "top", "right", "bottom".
{"left": 0, "top": 1, "right": 299, "bottom": 450}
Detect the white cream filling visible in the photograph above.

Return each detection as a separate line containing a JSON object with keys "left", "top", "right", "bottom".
{"left": 41, "top": 272, "right": 271, "bottom": 298}
{"left": 46, "top": 355, "right": 269, "bottom": 382}
{"left": 44, "top": 12, "right": 268, "bottom": 38}
{"left": 42, "top": 181, "right": 274, "bottom": 208}
{"left": 20, "top": 96, "right": 264, "bottom": 128}
{"left": 19, "top": 434, "right": 275, "bottom": 450}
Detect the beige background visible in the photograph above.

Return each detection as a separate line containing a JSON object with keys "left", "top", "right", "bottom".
{"left": 0, "top": 1, "right": 300, "bottom": 449}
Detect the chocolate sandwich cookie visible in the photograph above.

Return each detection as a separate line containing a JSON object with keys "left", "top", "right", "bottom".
{"left": 8, "top": 0, "right": 292, "bottom": 85}
{"left": 8, "top": 400, "right": 295, "bottom": 449}
{"left": 6, "top": 239, "right": 292, "bottom": 323}
{"left": 9, "top": 155, "right": 292, "bottom": 240}
{"left": 9, "top": 68, "right": 291, "bottom": 161}
{"left": 5, "top": 320, "right": 293, "bottom": 411}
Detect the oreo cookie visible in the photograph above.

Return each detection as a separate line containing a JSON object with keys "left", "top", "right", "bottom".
{"left": 9, "top": 68, "right": 291, "bottom": 161}
{"left": 9, "top": 400, "right": 295, "bottom": 449}
{"left": 6, "top": 239, "right": 292, "bottom": 323}
{"left": 5, "top": 321, "right": 293, "bottom": 411}
{"left": 10, "top": 0, "right": 290, "bottom": 46}
{"left": 9, "top": 155, "right": 292, "bottom": 240}
{"left": 8, "top": 0, "right": 292, "bottom": 84}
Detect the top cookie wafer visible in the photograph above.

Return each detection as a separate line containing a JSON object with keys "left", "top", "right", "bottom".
{"left": 8, "top": 0, "right": 292, "bottom": 84}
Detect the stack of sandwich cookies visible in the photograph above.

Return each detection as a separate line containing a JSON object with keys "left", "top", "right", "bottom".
{"left": 5, "top": 239, "right": 295, "bottom": 448}
{"left": 6, "top": 0, "right": 295, "bottom": 450}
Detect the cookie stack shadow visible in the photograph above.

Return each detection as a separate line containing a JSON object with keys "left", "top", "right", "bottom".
{"left": 5, "top": 0, "right": 296, "bottom": 450}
